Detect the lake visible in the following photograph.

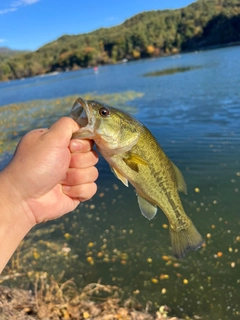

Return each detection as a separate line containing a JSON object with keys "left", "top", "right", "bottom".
{"left": 0, "top": 46, "right": 240, "bottom": 320}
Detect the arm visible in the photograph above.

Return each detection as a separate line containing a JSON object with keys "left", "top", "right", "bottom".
{"left": 0, "top": 117, "right": 98, "bottom": 272}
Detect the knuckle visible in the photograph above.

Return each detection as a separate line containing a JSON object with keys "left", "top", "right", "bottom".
{"left": 79, "top": 182, "right": 97, "bottom": 201}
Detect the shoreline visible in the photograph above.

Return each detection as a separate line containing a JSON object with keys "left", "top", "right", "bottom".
{"left": 0, "top": 41, "right": 239, "bottom": 84}
{"left": 0, "top": 283, "right": 182, "bottom": 320}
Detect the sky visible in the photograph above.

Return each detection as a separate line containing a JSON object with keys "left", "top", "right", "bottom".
{"left": 0, "top": 0, "right": 195, "bottom": 51}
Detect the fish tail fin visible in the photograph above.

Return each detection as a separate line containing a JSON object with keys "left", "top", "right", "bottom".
{"left": 169, "top": 221, "right": 204, "bottom": 259}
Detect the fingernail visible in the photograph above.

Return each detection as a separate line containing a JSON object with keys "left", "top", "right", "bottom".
{"left": 70, "top": 140, "right": 83, "bottom": 152}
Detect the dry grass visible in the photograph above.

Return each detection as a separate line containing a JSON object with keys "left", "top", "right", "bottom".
{"left": 0, "top": 272, "right": 181, "bottom": 320}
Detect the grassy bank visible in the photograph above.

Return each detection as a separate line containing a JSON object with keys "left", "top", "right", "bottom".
{"left": 0, "top": 280, "right": 182, "bottom": 320}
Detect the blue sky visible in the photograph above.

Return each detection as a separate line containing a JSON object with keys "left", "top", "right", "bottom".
{"left": 0, "top": 0, "right": 195, "bottom": 51}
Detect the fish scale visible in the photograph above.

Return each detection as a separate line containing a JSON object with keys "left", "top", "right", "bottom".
{"left": 71, "top": 97, "right": 204, "bottom": 258}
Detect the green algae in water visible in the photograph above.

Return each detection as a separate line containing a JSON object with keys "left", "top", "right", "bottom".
{"left": 143, "top": 65, "right": 202, "bottom": 77}
{"left": 0, "top": 91, "right": 143, "bottom": 163}
{"left": 3, "top": 178, "right": 240, "bottom": 319}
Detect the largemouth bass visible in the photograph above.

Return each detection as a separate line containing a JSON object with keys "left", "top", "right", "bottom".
{"left": 70, "top": 98, "right": 204, "bottom": 258}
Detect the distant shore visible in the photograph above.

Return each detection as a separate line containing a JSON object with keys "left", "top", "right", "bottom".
{"left": 189, "top": 40, "right": 240, "bottom": 52}
{"left": 1, "top": 41, "right": 240, "bottom": 84}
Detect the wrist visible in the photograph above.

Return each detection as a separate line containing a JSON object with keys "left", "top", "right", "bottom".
{"left": 0, "top": 170, "right": 35, "bottom": 272}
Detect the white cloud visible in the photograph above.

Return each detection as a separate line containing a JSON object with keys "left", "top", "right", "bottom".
{"left": 0, "top": 0, "right": 40, "bottom": 14}
{"left": 0, "top": 38, "right": 6, "bottom": 43}
{"left": 21, "top": 0, "right": 40, "bottom": 4}
{"left": 0, "top": 7, "right": 17, "bottom": 14}
{"left": 11, "top": 0, "right": 40, "bottom": 7}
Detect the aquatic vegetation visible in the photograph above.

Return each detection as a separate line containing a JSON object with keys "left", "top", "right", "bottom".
{"left": 143, "top": 66, "right": 202, "bottom": 77}
{"left": 0, "top": 91, "right": 143, "bottom": 168}
{"left": 1, "top": 178, "right": 240, "bottom": 319}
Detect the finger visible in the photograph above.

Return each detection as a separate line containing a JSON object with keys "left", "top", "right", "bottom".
{"left": 62, "top": 166, "right": 98, "bottom": 186}
{"left": 69, "top": 139, "right": 94, "bottom": 153}
{"left": 62, "top": 182, "right": 97, "bottom": 201}
{"left": 70, "top": 150, "right": 98, "bottom": 168}
{"left": 47, "top": 117, "right": 80, "bottom": 145}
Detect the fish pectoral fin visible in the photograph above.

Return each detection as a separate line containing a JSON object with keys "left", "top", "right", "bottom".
{"left": 171, "top": 161, "right": 187, "bottom": 195}
{"left": 137, "top": 194, "right": 157, "bottom": 220}
{"left": 123, "top": 158, "right": 139, "bottom": 172}
{"left": 123, "top": 153, "right": 148, "bottom": 172}
{"left": 110, "top": 166, "right": 129, "bottom": 187}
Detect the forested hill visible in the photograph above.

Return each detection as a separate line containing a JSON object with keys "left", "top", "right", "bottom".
{"left": 0, "top": 47, "right": 29, "bottom": 62}
{"left": 1, "top": 0, "right": 240, "bottom": 81}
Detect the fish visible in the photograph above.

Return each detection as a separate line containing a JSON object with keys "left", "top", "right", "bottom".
{"left": 70, "top": 97, "right": 204, "bottom": 258}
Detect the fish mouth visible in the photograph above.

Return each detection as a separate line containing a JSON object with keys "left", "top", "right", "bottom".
{"left": 70, "top": 98, "right": 95, "bottom": 138}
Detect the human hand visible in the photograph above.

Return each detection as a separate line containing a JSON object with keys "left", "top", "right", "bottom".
{"left": 1, "top": 117, "right": 98, "bottom": 227}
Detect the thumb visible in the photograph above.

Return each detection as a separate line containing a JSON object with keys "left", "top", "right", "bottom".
{"left": 47, "top": 117, "right": 80, "bottom": 145}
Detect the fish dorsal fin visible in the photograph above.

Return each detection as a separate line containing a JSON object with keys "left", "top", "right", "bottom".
{"left": 123, "top": 153, "right": 148, "bottom": 172}
{"left": 137, "top": 194, "right": 157, "bottom": 220}
{"left": 110, "top": 166, "right": 129, "bottom": 187}
{"left": 170, "top": 161, "right": 187, "bottom": 195}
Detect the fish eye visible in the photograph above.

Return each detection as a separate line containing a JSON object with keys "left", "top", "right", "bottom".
{"left": 99, "top": 107, "right": 110, "bottom": 117}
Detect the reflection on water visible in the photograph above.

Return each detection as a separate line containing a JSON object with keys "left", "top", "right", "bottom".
{"left": 143, "top": 65, "right": 202, "bottom": 77}
{"left": 1, "top": 46, "right": 240, "bottom": 320}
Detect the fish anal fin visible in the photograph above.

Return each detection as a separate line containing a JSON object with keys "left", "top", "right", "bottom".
{"left": 171, "top": 161, "right": 187, "bottom": 194}
{"left": 137, "top": 194, "right": 157, "bottom": 220}
{"left": 123, "top": 153, "right": 148, "bottom": 172}
{"left": 110, "top": 166, "right": 129, "bottom": 187}
{"left": 169, "top": 220, "right": 204, "bottom": 259}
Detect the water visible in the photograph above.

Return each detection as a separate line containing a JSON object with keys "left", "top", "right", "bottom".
{"left": 0, "top": 46, "right": 240, "bottom": 319}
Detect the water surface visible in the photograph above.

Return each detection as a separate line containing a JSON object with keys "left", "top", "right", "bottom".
{"left": 0, "top": 46, "right": 240, "bottom": 320}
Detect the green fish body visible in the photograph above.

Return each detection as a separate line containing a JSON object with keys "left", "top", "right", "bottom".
{"left": 71, "top": 98, "right": 204, "bottom": 258}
